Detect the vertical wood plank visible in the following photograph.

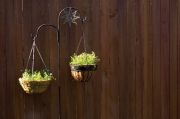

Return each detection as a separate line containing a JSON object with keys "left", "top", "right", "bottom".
{"left": 48, "top": 0, "right": 61, "bottom": 119}
{"left": 160, "top": 0, "right": 170, "bottom": 118}
{"left": 152, "top": 0, "right": 162, "bottom": 119}
{"left": 5, "top": 0, "right": 16, "bottom": 119}
{"left": 117, "top": 0, "right": 128, "bottom": 119}
{"left": 143, "top": 0, "right": 153, "bottom": 118}
{"left": 99, "top": 0, "right": 111, "bottom": 118}
{"left": 126, "top": 0, "right": 136, "bottom": 118}
{"left": 178, "top": 0, "right": 180, "bottom": 118}
{"left": 0, "top": 0, "right": 6, "bottom": 118}
{"left": 107, "top": 0, "right": 120, "bottom": 119}
{"left": 135, "top": 0, "right": 144, "bottom": 119}
{"left": 169, "top": 0, "right": 178, "bottom": 119}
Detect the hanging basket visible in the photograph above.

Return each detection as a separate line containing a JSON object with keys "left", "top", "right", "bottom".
{"left": 19, "top": 34, "right": 55, "bottom": 94}
{"left": 70, "top": 64, "right": 97, "bottom": 82}
{"left": 19, "top": 78, "right": 52, "bottom": 94}
{"left": 69, "top": 17, "right": 100, "bottom": 82}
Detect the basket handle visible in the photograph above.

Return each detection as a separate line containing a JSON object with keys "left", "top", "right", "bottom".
{"left": 25, "top": 39, "right": 48, "bottom": 73}
{"left": 25, "top": 24, "right": 59, "bottom": 73}
{"left": 75, "top": 17, "right": 89, "bottom": 54}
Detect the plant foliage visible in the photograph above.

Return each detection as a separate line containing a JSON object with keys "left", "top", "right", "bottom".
{"left": 21, "top": 69, "right": 54, "bottom": 81}
{"left": 70, "top": 52, "right": 100, "bottom": 65}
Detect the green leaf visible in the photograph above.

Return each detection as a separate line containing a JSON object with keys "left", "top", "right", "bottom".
{"left": 21, "top": 69, "right": 54, "bottom": 81}
{"left": 70, "top": 52, "right": 100, "bottom": 65}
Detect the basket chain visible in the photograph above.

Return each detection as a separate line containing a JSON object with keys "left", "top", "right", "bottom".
{"left": 75, "top": 17, "right": 88, "bottom": 54}
{"left": 25, "top": 36, "right": 48, "bottom": 73}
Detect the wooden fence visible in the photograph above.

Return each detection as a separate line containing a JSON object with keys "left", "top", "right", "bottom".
{"left": 0, "top": 0, "right": 179, "bottom": 119}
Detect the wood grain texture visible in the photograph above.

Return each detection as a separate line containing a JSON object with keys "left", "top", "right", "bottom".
{"left": 160, "top": 0, "right": 170, "bottom": 119}
{"left": 170, "top": 0, "right": 178, "bottom": 119}
{"left": 152, "top": 0, "right": 162, "bottom": 119}
{"left": 0, "top": 0, "right": 179, "bottom": 119}
{"left": 135, "top": 0, "right": 144, "bottom": 119}
{"left": 143, "top": 0, "right": 153, "bottom": 119}
{"left": 0, "top": 0, "right": 6, "bottom": 119}
{"left": 178, "top": 0, "right": 180, "bottom": 119}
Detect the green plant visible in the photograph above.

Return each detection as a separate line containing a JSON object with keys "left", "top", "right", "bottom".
{"left": 70, "top": 52, "right": 100, "bottom": 65}
{"left": 21, "top": 69, "right": 54, "bottom": 81}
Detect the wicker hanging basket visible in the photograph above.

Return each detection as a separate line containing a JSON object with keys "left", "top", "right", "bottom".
{"left": 70, "top": 64, "right": 97, "bottom": 82}
{"left": 19, "top": 35, "right": 54, "bottom": 94}
{"left": 19, "top": 78, "right": 52, "bottom": 94}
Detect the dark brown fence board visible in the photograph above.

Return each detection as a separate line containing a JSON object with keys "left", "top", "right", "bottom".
{"left": 178, "top": 0, "right": 180, "bottom": 118}
{"left": 48, "top": 1, "right": 61, "bottom": 119}
{"left": 143, "top": 0, "right": 153, "bottom": 119}
{"left": 160, "top": 0, "right": 170, "bottom": 119}
{"left": 126, "top": 0, "right": 136, "bottom": 119}
{"left": 0, "top": 0, "right": 6, "bottom": 119}
{"left": 152, "top": 0, "right": 162, "bottom": 119}
{"left": 170, "top": 0, "right": 178, "bottom": 119}
{"left": 5, "top": 1, "right": 16, "bottom": 119}
{"left": 117, "top": 0, "right": 128, "bottom": 119}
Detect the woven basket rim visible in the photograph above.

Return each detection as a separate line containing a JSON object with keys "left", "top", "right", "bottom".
{"left": 19, "top": 77, "right": 52, "bottom": 94}
{"left": 70, "top": 64, "right": 97, "bottom": 71}
{"left": 70, "top": 64, "right": 97, "bottom": 66}
{"left": 19, "top": 78, "right": 52, "bottom": 82}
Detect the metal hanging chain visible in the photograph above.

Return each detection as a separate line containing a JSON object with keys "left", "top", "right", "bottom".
{"left": 35, "top": 43, "right": 48, "bottom": 70}
{"left": 32, "top": 42, "right": 35, "bottom": 73}
{"left": 83, "top": 31, "right": 87, "bottom": 52}
{"left": 75, "top": 17, "right": 87, "bottom": 54}
{"left": 25, "top": 38, "right": 48, "bottom": 72}
{"left": 75, "top": 35, "right": 84, "bottom": 54}
{"left": 25, "top": 40, "right": 35, "bottom": 69}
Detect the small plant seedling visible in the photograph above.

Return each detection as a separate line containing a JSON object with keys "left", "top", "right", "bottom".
{"left": 21, "top": 69, "right": 54, "bottom": 81}
{"left": 70, "top": 52, "right": 100, "bottom": 65}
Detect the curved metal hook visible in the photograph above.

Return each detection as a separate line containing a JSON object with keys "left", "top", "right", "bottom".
{"left": 33, "top": 24, "right": 59, "bottom": 45}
